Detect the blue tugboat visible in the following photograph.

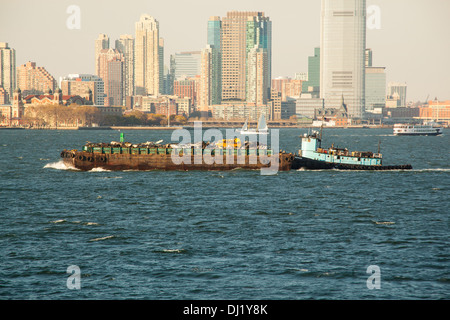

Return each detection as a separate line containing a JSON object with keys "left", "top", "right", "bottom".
{"left": 294, "top": 131, "right": 412, "bottom": 171}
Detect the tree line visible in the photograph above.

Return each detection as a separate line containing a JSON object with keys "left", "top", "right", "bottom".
{"left": 22, "top": 104, "right": 188, "bottom": 128}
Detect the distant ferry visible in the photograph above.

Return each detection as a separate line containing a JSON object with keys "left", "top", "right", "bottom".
{"left": 393, "top": 123, "right": 443, "bottom": 136}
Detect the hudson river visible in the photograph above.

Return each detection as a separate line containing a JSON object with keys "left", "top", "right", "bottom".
{"left": 0, "top": 128, "right": 448, "bottom": 299}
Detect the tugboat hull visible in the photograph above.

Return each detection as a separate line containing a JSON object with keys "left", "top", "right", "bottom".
{"left": 293, "top": 157, "right": 412, "bottom": 171}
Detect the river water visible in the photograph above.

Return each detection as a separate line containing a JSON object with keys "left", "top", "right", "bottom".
{"left": 0, "top": 128, "right": 448, "bottom": 300}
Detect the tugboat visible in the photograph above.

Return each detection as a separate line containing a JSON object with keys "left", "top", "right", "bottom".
{"left": 294, "top": 130, "right": 412, "bottom": 171}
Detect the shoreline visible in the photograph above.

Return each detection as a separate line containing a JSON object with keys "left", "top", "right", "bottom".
{"left": 0, "top": 124, "right": 397, "bottom": 130}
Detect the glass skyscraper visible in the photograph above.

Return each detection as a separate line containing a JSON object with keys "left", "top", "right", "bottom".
{"left": 221, "top": 11, "right": 271, "bottom": 102}
{"left": 302, "top": 47, "right": 320, "bottom": 97}
{"left": 320, "top": 0, "right": 366, "bottom": 118}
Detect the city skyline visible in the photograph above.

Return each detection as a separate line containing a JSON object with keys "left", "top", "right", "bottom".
{"left": 0, "top": 0, "right": 449, "bottom": 102}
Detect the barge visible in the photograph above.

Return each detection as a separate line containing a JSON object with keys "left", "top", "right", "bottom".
{"left": 60, "top": 138, "right": 295, "bottom": 172}
{"left": 294, "top": 131, "right": 412, "bottom": 171}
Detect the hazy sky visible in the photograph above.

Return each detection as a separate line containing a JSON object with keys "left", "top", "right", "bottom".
{"left": 1, "top": 0, "right": 449, "bottom": 102}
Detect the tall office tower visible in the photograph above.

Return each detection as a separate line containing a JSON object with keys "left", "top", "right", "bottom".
{"left": 171, "top": 51, "right": 201, "bottom": 80}
{"left": 60, "top": 74, "right": 105, "bottom": 106}
{"left": 17, "top": 61, "right": 56, "bottom": 95}
{"left": 246, "top": 45, "right": 269, "bottom": 105}
{"left": 0, "top": 42, "right": 16, "bottom": 104}
{"left": 95, "top": 34, "right": 110, "bottom": 76}
{"left": 388, "top": 82, "right": 407, "bottom": 107}
{"left": 320, "top": 0, "right": 366, "bottom": 118}
{"left": 159, "top": 38, "right": 165, "bottom": 95}
{"left": 246, "top": 14, "right": 272, "bottom": 93}
{"left": 365, "top": 67, "right": 386, "bottom": 110}
{"left": 115, "top": 35, "right": 135, "bottom": 101}
{"left": 220, "top": 11, "right": 271, "bottom": 102}
{"left": 135, "top": 14, "right": 160, "bottom": 96}
{"left": 199, "top": 44, "right": 222, "bottom": 109}
{"left": 302, "top": 47, "right": 320, "bottom": 97}
{"left": 98, "top": 48, "right": 124, "bottom": 106}
{"left": 198, "top": 16, "right": 222, "bottom": 108}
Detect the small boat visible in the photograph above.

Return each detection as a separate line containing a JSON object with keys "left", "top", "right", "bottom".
{"left": 393, "top": 122, "right": 443, "bottom": 136}
{"left": 294, "top": 130, "right": 412, "bottom": 171}
{"left": 238, "top": 114, "right": 268, "bottom": 135}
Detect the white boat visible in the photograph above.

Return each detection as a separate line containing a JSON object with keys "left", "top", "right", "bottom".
{"left": 238, "top": 114, "right": 268, "bottom": 135}
{"left": 393, "top": 122, "right": 443, "bottom": 136}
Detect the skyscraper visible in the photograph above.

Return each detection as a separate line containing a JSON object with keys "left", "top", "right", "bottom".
{"left": 95, "top": 34, "right": 109, "bottom": 76}
{"left": 171, "top": 51, "right": 201, "bottom": 80}
{"left": 115, "top": 35, "right": 135, "bottom": 101}
{"left": 199, "top": 44, "right": 221, "bottom": 109}
{"left": 246, "top": 45, "right": 269, "bottom": 105}
{"left": 135, "top": 14, "right": 160, "bottom": 96}
{"left": 0, "top": 42, "right": 16, "bottom": 104}
{"left": 320, "top": 0, "right": 366, "bottom": 118}
{"left": 388, "top": 82, "right": 407, "bottom": 107}
{"left": 302, "top": 47, "right": 320, "bottom": 97}
{"left": 220, "top": 11, "right": 271, "bottom": 103}
{"left": 98, "top": 48, "right": 124, "bottom": 106}
{"left": 200, "top": 16, "right": 222, "bottom": 108}
{"left": 365, "top": 67, "right": 386, "bottom": 110}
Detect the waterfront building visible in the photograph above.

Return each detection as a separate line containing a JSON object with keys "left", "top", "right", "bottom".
{"left": 302, "top": 47, "right": 320, "bottom": 97}
{"left": 0, "top": 88, "right": 24, "bottom": 126}
{"left": 139, "top": 95, "right": 178, "bottom": 116}
{"left": 365, "top": 67, "right": 386, "bottom": 111}
{"left": 211, "top": 102, "right": 270, "bottom": 121}
{"left": 22, "top": 88, "right": 92, "bottom": 107}
{"left": 419, "top": 100, "right": 450, "bottom": 125}
{"left": 97, "top": 48, "right": 124, "bottom": 106}
{"left": 95, "top": 34, "right": 110, "bottom": 76}
{"left": 0, "top": 42, "right": 16, "bottom": 104}
{"left": 295, "top": 97, "right": 325, "bottom": 119}
{"left": 387, "top": 82, "right": 407, "bottom": 108}
{"left": 17, "top": 61, "right": 56, "bottom": 95}
{"left": 60, "top": 74, "right": 105, "bottom": 106}
{"left": 272, "top": 77, "right": 303, "bottom": 102}
{"left": 173, "top": 76, "right": 199, "bottom": 107}
{"left": 115, "top": 35, "right": 135, "bottom": 101}
{"left": 135, "top": 14, "right": 160, "bottom": 96}
{"left": 320, "top": 0, "right": 366, "bottom": 119}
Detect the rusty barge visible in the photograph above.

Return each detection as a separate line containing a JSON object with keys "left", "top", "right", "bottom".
{"left": 60, "top": 139, "right": 295, "bottom": 172}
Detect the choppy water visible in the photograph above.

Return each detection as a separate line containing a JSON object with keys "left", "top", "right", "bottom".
{"left": 0, "top": 128, "right": 448, "bottom": 300}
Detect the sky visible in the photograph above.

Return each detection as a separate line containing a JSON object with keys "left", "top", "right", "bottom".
{"left": 1, "top": 0, "right": 449, "bottom": 102}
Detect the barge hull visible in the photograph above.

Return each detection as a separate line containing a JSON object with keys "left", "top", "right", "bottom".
{"left": 61, "top": 150, "right": 295, "bottom": 172}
